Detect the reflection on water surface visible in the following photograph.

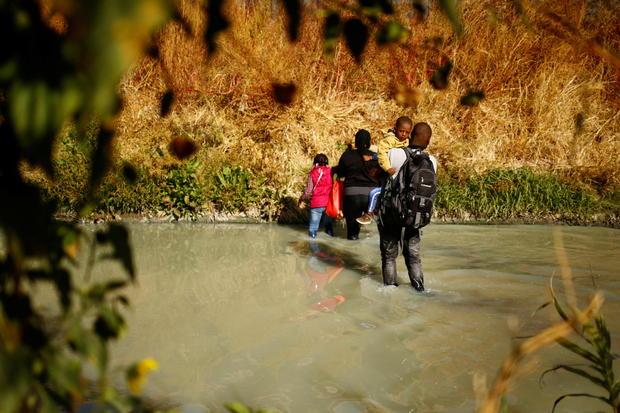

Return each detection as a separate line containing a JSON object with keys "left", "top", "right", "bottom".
{"left": 92, "top": 223, "right": 619, "bottom": 413}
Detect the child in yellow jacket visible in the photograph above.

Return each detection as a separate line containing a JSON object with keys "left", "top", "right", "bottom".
{"left": 377, "top": 116, "right": 413, "bottom": 175}
{"left": 356, "top": 116, "right": 413, "bottom": 225}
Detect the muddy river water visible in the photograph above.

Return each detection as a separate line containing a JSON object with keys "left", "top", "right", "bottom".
{"left": 96, "top": 223, "right": 619, "bottom": 413}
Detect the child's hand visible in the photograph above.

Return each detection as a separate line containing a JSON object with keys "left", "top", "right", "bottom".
{"left": 387, "top": 168, "right": 397, "bottom": 175}
{"left": 297, "top": 199, "right": 305, "bottom": 208}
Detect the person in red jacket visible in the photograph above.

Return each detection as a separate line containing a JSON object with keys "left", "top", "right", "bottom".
{"left": 298, "top": 154, "right": 334, "bottom": 238}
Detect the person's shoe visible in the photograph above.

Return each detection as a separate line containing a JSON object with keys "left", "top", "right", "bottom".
{"left": 356, "top": 212, "right": 374, "bottom": 225}
{"left": 325, "top": 227, "right": 334, "bottom": 237}
{"left": 308, "top": 231, "right": 317, "bottom": 238}
{"left": 347, "top": 234, "right": 359, "bottom": 240}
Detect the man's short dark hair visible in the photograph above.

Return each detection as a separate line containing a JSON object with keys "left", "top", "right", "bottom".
{"left": 410, "top": 122, "right": 432, "bottom": 148}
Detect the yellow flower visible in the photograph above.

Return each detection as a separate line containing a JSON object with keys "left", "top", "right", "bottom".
{"left": 126, "top": 358, "right": 159, "bottom": 394}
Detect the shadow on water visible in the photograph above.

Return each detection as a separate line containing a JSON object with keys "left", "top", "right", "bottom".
{"left": 283, "top": 218, "right": 348, "bottom": 240}
{"left": 289, "top": 240, "right": 383, "bottom": 284}
{"left": 288, "top": 236, "right": 550, "bottom": 322}
{"left": 295, "top": 241, "right": 348, "bottom": 312}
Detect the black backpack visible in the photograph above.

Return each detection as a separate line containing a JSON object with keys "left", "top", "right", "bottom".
{"left": 378, "top": 148, "right": 437, "bottom": 229}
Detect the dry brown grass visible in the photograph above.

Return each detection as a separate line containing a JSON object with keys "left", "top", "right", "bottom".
{"left": 115, "top": 0, "right": 620, "bottom": 193}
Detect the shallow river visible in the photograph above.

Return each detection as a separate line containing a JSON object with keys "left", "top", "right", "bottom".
{"left": 96, "top": 223, "right": 619, "bottom": 413}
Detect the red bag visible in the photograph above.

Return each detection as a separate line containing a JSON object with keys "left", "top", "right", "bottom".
{"left": 326, "top": 180, "right": 344, "bottom": 219}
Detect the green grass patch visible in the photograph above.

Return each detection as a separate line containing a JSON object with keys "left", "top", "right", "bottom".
{"left": 205, "top": 164, "right": 274, "bottom": 213}
{"left": 38, "top": 141, "right": 281, "bottom": 218}
{"left": 435, "top": 167, "right": 618, "bottom": 221}
{"left": 160, "top": 161, "right": 206, "bottom": 218}
{"left": 97, "top": 166, "right": 164, "bottom": 215}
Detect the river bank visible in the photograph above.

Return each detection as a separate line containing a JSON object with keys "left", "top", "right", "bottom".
{"left": 55, "top": 207, "right": 620, "bottom": 229}
{"left": 41, "top": 159, "right": 619, "bottom": 228}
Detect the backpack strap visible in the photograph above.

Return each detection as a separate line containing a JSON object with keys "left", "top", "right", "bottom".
{"left": 316, "top": 168, "right": 324, "bottom": 186}
{"left": 397, "top": 147, "right": 412, "bottom": 189}
{"left": 310, "top": 168, "right": 324, "bottom": 197}
{"left": 304, "top": 168, "right": 325, "bottom": 201}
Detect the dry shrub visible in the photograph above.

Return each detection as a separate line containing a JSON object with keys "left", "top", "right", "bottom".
{"left": 115, "top": 0, "right": 620, "bottom": 192}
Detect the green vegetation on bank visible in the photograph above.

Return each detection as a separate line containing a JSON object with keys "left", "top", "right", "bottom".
{"left": 47, "top": 158, "right": 277, "bottom": 219}
{"left": 35, "top": 136, "right": 619, "bottom": 224}
{"left": 435, "top": 168, "right": 619, "bottom": 223}
{"left": 43, "top": 127, "right": 279, "bottom": 219}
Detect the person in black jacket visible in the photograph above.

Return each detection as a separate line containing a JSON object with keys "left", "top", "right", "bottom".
{"left": 332, "top": 129, "right": 382, "bottom": 240}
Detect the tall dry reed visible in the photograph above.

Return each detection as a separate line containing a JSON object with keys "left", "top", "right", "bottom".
{"left": 476, "top": 227, "right": 610, "bottom": 413}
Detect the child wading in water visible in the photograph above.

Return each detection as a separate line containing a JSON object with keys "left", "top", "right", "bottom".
{"left": 298, "top": 154, "right": 334, "bottom": 238}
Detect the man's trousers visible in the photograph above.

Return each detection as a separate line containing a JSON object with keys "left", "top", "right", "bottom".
{"left": 378, "top": 222, "right": 424, "bottom": 291}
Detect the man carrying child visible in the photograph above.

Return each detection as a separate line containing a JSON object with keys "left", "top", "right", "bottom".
{"left": 378, "top": 122, "right": 437, "bottom": 291}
